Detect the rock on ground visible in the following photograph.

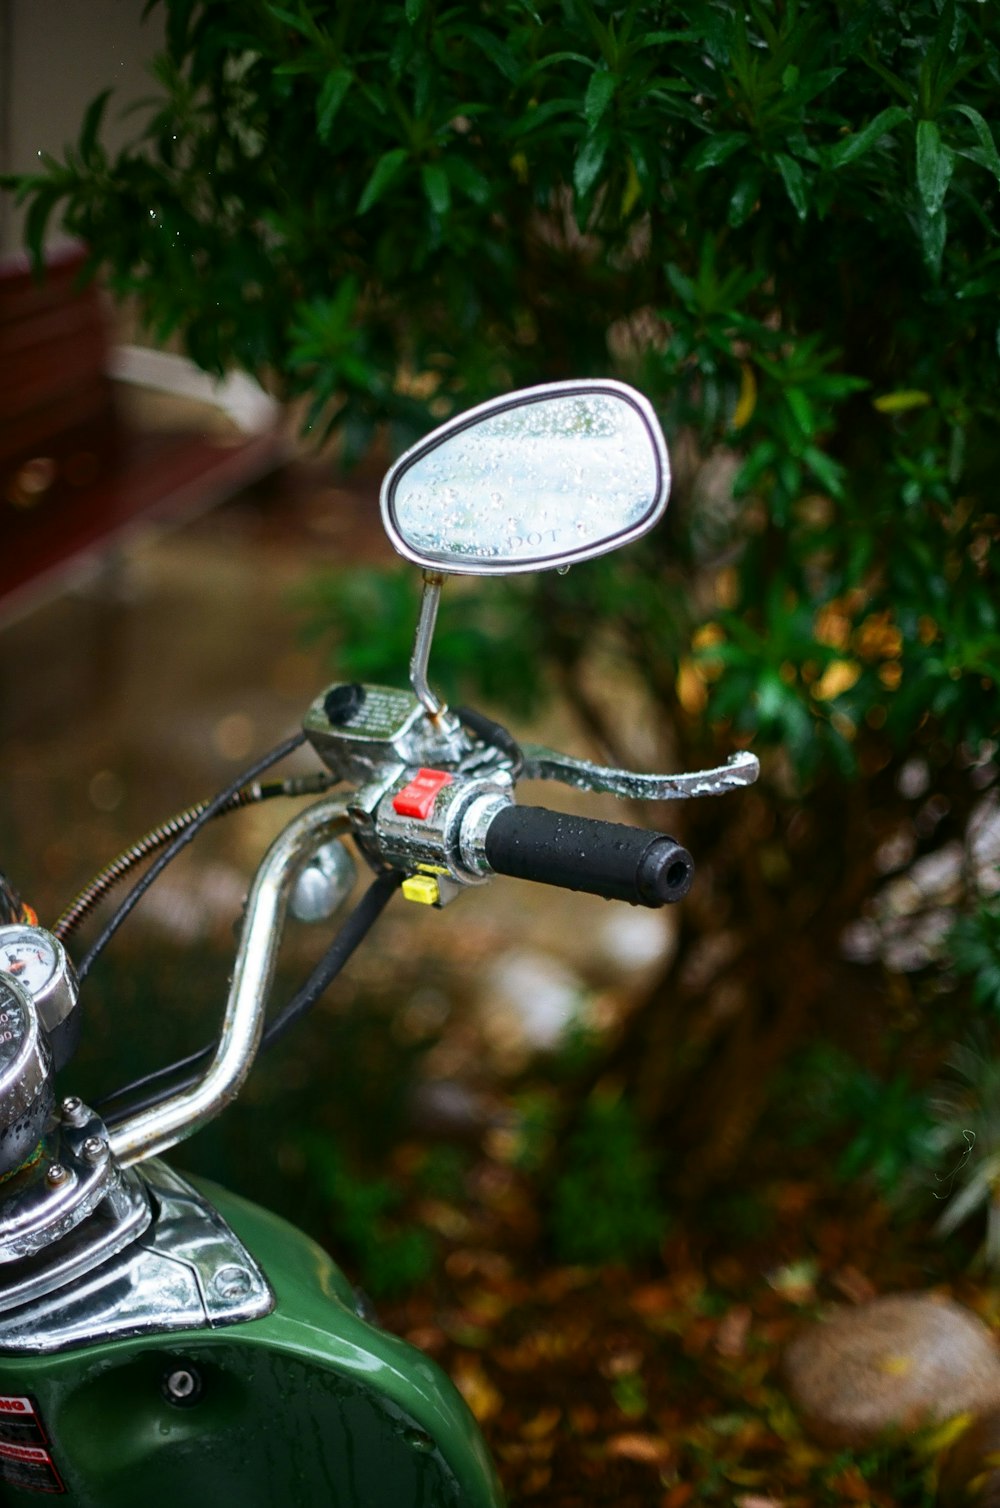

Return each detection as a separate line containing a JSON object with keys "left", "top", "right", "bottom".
{"left": 783, "top": 1293, "right": 1000, "bottom": 1448}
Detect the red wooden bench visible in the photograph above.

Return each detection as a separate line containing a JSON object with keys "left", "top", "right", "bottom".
{"left": 0, "top": 243, "right": 287, "bottom": 618}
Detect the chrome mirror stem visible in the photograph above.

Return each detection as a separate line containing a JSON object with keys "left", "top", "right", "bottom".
{"left": 410, "top": 573, "right": 447, "bottom": 719}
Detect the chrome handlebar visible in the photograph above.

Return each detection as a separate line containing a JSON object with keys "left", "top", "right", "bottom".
{"left": 107, "top": 683, "right": 760, "bottom": 1165}
{"left": 108, "top": 798, "right": 352, "bottom": 1167}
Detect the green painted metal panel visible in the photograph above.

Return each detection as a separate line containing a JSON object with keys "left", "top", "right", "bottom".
{"left": 0, "top": 1174, "right": 504, "bottom": 1506}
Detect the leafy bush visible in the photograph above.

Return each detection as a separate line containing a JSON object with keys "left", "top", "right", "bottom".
{"left": 7, "top": 0, "right": 998, "bottom": 771}
{"left": 775, "top": 1042, "right": 938, "bottom": 1199}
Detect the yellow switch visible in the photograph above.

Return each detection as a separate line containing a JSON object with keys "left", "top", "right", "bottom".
{"left": 401, "top": 873, "right": 441, "bottom": 906}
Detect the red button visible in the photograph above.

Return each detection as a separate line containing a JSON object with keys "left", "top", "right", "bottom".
{"left": 392, "top": 768, "right": 454, "bottom": 820}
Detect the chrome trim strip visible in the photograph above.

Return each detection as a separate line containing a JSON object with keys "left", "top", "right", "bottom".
{"left": 0, "top": 1161, "right": 274, "bottom": 1354}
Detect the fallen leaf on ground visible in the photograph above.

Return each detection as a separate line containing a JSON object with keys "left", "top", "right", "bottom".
{"left": 451, "top": 1354, "right": 502, "bottom": 1422}
{"left": 766, "top": 1259, "right": 819, "bottom": 1304}
{"left": 831, "top": 1265, "right": 878, "bottom": 1304}
{"left": 520, "top": 1406, "right": 561, "bottom": 1440}
{"left": 716, "top": 1303, "right": 752, "bottom": 1357}
{"left": 605, "top": 1432, "right": 673, "bottom": 1466}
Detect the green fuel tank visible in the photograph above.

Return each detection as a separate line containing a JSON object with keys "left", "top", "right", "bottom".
{"left": 0, "top": 1169, "right": 504, "bottom": 1507}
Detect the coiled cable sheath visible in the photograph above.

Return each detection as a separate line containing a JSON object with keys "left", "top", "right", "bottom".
{"left": 75, "top": 731, "right": 308, "bottom": 983}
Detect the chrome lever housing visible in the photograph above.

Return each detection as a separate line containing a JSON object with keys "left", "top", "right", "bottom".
{"left": 518, "top": 746, "right": 760, "bottom": 801}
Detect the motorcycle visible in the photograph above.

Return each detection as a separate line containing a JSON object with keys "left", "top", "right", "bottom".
{"left": 0, "top": 379, "right": 756, "bottom": 1504}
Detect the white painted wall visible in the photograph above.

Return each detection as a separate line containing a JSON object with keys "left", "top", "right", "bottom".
{"left": 0, "top": 0, "right": 163, "bottom": 252}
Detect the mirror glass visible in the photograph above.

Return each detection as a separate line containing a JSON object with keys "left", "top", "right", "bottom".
{"left": 380, "top": 381, "right": 669, "bottom": 575}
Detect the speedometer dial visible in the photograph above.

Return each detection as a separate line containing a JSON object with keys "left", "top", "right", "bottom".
{"left": 0, "top": 926, "right": 77, "bottom": 1032}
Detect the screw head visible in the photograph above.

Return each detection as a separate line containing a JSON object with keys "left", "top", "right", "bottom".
{"left": 162, "top": 1366, "right": 202, "bottom": 1407}
{"left": 81, "top": 1136, "right": 105, "bottom": 1163}
{"left": 45, "top": 1164, "right": 68, "bottom": 1187}
{"left": 60, "top": 1095, "right": 85, "bottom": 1125}
{"left": 213, "top": 1264, "right": 252, "bottom": 1301}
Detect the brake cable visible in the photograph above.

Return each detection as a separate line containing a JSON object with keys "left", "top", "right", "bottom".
{"left": 54, "top": 771, "right": 335, "bottom": 943}
{"left": 74, "top": 730, "right": 309, "bottom": 983}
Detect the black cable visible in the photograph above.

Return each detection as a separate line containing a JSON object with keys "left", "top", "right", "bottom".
{"left": 455, "top": 704, "right": 524, "bottom": 777}
{"left": 75, "top": 731, "right": 306, "bottom": 983}
{"left": 54, "top": 773, "right": 334, "bottom": 943}
{"left": 100, "top": 870, "right": 402, "bottom": 1125}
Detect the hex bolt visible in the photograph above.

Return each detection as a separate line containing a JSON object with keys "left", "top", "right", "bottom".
{"left": 45, "top": 1164, "right": 68, "bottom": 1187}
{"left": 81, "top": 1136, "right": 105, "bottom": 1164}
{"left": 60, "top": 1096, "right": 87, "bottom": 1126}
{"left": 213, "top": 1264, "right": 252, "bottom": 1301}
{"left": 162, "top": 1366, "right": 202, "bottom": 1407}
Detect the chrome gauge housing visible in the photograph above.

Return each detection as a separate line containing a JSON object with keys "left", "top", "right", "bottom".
{"left": 0, "top": 975, "right": 53, "bottom": 1181}
{"left": 0, "top": 925, "right": 80, "bottom": 1072}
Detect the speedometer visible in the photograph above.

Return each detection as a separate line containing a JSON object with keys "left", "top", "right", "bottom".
{"left": 0, "top": 926, "right": 78, "bottom": 1034}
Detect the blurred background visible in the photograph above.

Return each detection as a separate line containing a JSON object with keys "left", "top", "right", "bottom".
{"left": 2, "top": 3, "right": 1000, "bottom": 1503}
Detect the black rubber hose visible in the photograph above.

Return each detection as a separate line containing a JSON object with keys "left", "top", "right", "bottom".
{"left": 483, "top": 805, "right": 694, "bottom": 907}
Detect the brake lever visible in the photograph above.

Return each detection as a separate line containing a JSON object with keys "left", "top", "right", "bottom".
{"left": 518, "top": 745, "right": 760, "bottom": 800}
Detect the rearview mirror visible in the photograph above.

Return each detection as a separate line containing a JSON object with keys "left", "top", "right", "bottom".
{"left": 380, "top": 380, "right": 670, "bottom": 576}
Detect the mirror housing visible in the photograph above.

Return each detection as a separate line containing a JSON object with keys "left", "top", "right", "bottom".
{"left": 380, "top": 379, "right": 670, "bottom": 576}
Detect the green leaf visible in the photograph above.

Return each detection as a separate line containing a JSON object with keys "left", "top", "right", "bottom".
{"left": 803, "top": 445, "right": 844, "bottom": 497}
{"left": 785, "top": 387, "right": 814, "bottom": 434}
{"left": 951, "top": 104, "right": 1000, "bottom": 182}
{"left": 919, "top": 207, "right": 947, "bottom": 276}
{"left": 266, "top": 4, "right": 319, "bottom": 41}
{"left": 692, "top": 132, "right": 748, "bottom": 171}
{"left": 405, "top": 0, "right": 425, "bottom": 20}
{"left": 584, "top": 70, "right": 616, "bottom": 130}
{"left": 916, "top": 119, "right": 954, "bottom": 215}
{"left": 445, "top": 156, "right": 491, "bottom": 205}
{"left": 273, "top": 59, "right": 322, "bottom": 76}
{"left": 80, "top": 88, "right": 112, "bottom": 163}
{"left": 357, "top": 147, "right": 409, "bottom": 213}
{"left": 665, "top": 263, "right": 695, "bottom": 305}
{"left": 574, "top": 130, "right": 609, "bottom": 201}
{"left": 829, "top": 105, "right": 909, "bottom": 168}
{"left": 24, "top": 188, "right": 62, "bottom": 265}
{"left": 635, "top": 30, "right": 697, "bottom": 49}
{"left": 728, "top": 169, "right": 761, "bottom": 227}
{"left": 775, "top": 153, "right": 808, "bottom": 220}
{"left": 316, "top": 68, "right": 352, "bottom": 143}
{"left": 421, "top": 162, "right": 451, "bottom": 216}
{"left": 463, "top": 26, "right": 520, "bottom": 83}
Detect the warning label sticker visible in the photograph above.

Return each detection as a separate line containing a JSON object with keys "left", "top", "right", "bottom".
{"left": 0, "top": 1399, "right": 65, "bottom": 1493}
{"left": 0, "top": 1395, "right": 48, "bottom": 1446}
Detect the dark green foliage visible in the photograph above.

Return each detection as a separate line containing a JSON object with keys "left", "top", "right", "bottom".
{"left": 7, "top": 0, "right": 999, "bottom": 769}
{"left": 777, "top": 1043, "right": 938, "bottom": 1198}
{"left": 549, "top": 1090, "right": 667, "bottom": 1263}
{"left": 949, "top": 896, "right": 1000, "bottom": 1016}
{"left": 828, "top": 1062, "right": 937, "bottom": 1197}
{"left": 299, "top": 1132, "right": 435, "bottom": 1296}
{"left": 295, "top": 567, "right": 547, "bottom": 717}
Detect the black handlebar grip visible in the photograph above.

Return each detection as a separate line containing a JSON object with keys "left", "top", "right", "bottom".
{"left": 482, "top": 806, "right": 694, "bottom": 907}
